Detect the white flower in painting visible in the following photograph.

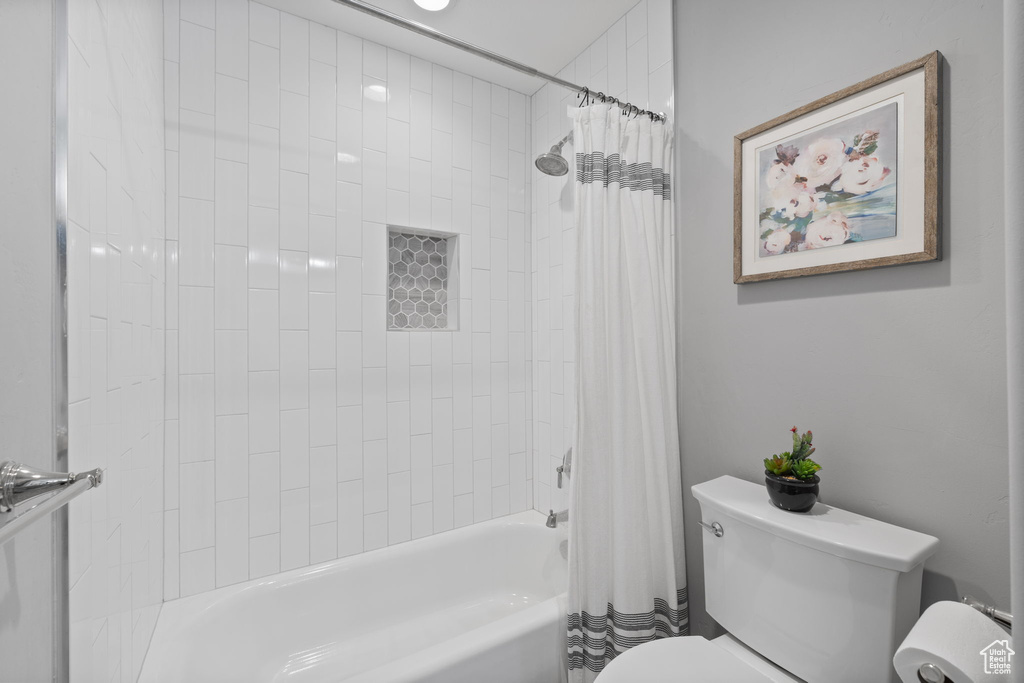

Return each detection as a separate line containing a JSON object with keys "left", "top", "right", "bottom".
{"left": 794, "top": 138, "right": 847, "bottom": 187}
{"left": 765, "top": 162, "right": 796, "bottom": 189}
{"left": 763, "top": 229, "right": 792, "bottom": 255}
{"left": 781, "top": 190, "right": 820, "bottom": 220}
{"left": 804, "top": 212, "right": 851, "bottom": 249}
{"left": 832, "top": 156, "right": 891, "bottom": 194}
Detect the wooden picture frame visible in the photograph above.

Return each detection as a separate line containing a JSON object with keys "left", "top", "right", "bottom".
{"left": 734, "top": 52, "right": 940, "bottom": 284}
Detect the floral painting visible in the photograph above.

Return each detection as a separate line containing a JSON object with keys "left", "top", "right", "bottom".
{"left": 756, "top": 102, "right": 898, "bottom": 257}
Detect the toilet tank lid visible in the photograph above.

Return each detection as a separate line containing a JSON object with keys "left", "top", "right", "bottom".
{"left": 692, "top": 476, "right": 939, "bottom": 572}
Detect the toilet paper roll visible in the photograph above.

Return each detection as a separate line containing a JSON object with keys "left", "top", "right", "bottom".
{"left": 893, "top": 601, "right": 1014, "bottom": 683}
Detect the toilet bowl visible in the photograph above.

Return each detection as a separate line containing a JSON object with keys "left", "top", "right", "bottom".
{"left": 597, "top": 633, "right": 802, "bottom": 683}
{"left": 594, "top": 476, "right": 939, "bottom": 683}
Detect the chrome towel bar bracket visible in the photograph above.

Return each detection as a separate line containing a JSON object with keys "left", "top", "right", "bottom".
{"left": 0, "top": 461, "right": 103, "bottom": 547}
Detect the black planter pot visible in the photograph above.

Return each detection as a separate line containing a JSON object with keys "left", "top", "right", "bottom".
{"left": 764, "top": 470, "right": 819, "bottom": 513}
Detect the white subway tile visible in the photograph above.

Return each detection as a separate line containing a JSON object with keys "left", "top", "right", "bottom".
{"left": 215, "top": 159, "right": 247, "bottom": 246}
{"left": 309, "top": 369, "right": 337, "bottom": 447}
{"left": 280, "top": 13, "right": 309, "bottom": 95}
{"left": 452, "top": 364, "right": 472, "bottom": 430}
{"left": 386, "top": 50, "right": 411, "bottom": 123}
{"left": 310, "top": 522, "right": 337, "bottom": 564}
{"left": 337, "top": 481, "right": 363, "bottom": 557}
{"left": 627, "top": 0, "right": 648, "bottom": 45}
{"left": 215, "top": 75, "right": 247, "bottom": 162}
{"left": 248, "top": 124, "right": 279, "bottom": 208}
{"left": 337, "top": 405, "right": 363, "bottom": 480}
{"left": 431, "top": 130, "right": 452, "bottom": 199}
{"left": 248, "top": 42, "right": 280, "bottom": 128}
{"left": 490, "top": 178, "right": 509, "bottom": 239}
{"left": 280, "top": 331, "right": 309, "bottom": 411}
{"left": 309, "top": 291, "right": 336, "bottom": 367}
{"left": 627, "top": 37, "right": 650, "bottom": 109}
{"left": 310, "top": 446, "right": 338, "bottom": 524}
{"left": 432, "top": 465, "right": 454, "bottom": 532}
{"left": 452, "top": 71, "right": 471, "bottom": 106}
{"left": 362, "top": 439, "right": 387, "bottom": 513}
{"left": 179, "top": 461, "right": 215, "bottom": 551}
{"left": 216, "top": 0, "right": 248, "bottom": 79}
{"left": 361, "top": 77, "right": 387, "bottom": 153}
{"left": 180, "top": 110, "right": 215, "bottom": 201}
{"left": 362, "top": 41, "right": 386, "bottom": 80}
{"left": 410, "top": 91, "right": 432, "bottom": 161}
{"left": 164, "top": 511, "right": 179, "bottom": 599}
{"left": 453, "top": 493, "right": 473, "bottom": 527}
{"left": 472, "top": 395, "right": 491, "bottom": 457}
{"left": 337, "top": 107, "right": 362, "bottom": 184}
{"left": 215, "top": 414, "right": 248, "bottom": 501}
{"left": 471, "top": 79, "right": 490, "bottom": 143}
{"left": 471, "top": 143, "right": 490, "bottom": 205}
{"left": 248, "top": 206, "right": 279, "bottom": 289}
{"left": 362, "top": 149, "right": 386, "bottom": 223}
{"left": 215, "top": 498, "right": 249, "bottom": 587}
{"left": 180, "top": 199, "right": 215, "bottom": 287}
{"left": 473, "top": 461, "right": 491, "bottom": 522}
{"left": 387, "top": 472, "right": 411, "bottom": 544}
{"left": 248, "top": 371, "right": 281, "bottom": 453}
{"left": 336, "top": 258, "right": 362, "bottom": 331}
{"left": 411, "top": 502, "right": 432, "bottom": 539}
{"left": 280, "top": 172, "right": 309, "bottom": 251}
{"left": 409, "top": 159, "right": 431, "bottom": 221}
{"left": 280, "top": 92, "right": 310, "bottom": 173}
{"left": 310, "top": 137, "right": 337, "bottom": 217}
{"left": 386, "top": 119, "right": 410, "bottom": 192}
{"left": 337, "top": 32, "right": 363, "bottom": 110}
{"left": 248, "top": 289, "right": 279, "bottom": 371}
{"left": 431, "top": 398, "right": 453, "bottom": 466}
{"left": 364, "top": 512, "right": 387, "bottom": 551}
{"left": 215, "top": 330, "right": 248, "bottom": 416}
{"left": 249, "top": 451, "right": 281, "bottom": 535}
{"left": 362, "top": 367, "right": 386, "bottom": 440}
{"left": 310, "top": 62, "right": 337, "bottom": 141}
{"left": 180, "top": 21, "right": 215, "bottom": 115}
{"left": 338, "top": 331, "right": 362, "bottom": 406}
{"left": 361, "top": 222, "right": 386, "bottom": 295}
{"left": 249, "top": 534, "right": 280, "bottom": 579}
{"left": 490, "top": 115, "right": 508, "bottom": 180}
{"left": 280, "top": 250, "right": 309, "bottom": 330}
{"left": 310, "top": 22, "right": 336, "bottom": 65}
{"left": 387, "top": 401, "right": 411, "bottom": 473}
{"left": 452, "top": 104, "right": 472, "bottom": 170}
{"left": 180, "top": 548, "right": 215, "bottom": 597}
{"left": 248, "top": 2, "right": 280, "bottom": 47}
{"left": 179, "top": 287, "right": 214, "bottom": 374}
{"left": 281, "top": 488, "right": 310, "bottom": 570}
{"left": 410, "top": 365, "right": 432, "bottom": 435}
{"left": 607, "top": 18, "right": 628, "bottom": 98}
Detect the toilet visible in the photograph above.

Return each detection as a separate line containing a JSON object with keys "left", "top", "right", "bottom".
{"left": 596, "top": 475, "right": 940, "bottom": 683}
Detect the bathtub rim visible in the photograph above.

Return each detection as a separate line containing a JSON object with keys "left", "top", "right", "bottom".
{"left": 141, "top": 509, "right": 563, "bottom": 682}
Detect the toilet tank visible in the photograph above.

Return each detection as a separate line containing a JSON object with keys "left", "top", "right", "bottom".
{"left": 692, "top": 476, "right": 939, "bottom": 683}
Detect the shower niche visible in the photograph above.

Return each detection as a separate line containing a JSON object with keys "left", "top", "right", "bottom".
{"left": 387, "top": 226, "right": 460, "bottom": 331}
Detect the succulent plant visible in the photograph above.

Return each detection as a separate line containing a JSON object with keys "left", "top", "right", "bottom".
{"left": 763, "top": 454, "right": 793, "bottom": 476}
{"left": 791, "top": 458, "right": 822, "bottom": 480}
{"left": 764, "top": 426, "right": 821, "bottom": 480}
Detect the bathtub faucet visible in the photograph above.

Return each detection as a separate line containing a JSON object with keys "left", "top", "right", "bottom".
{"left": 546, "top": 509, "right": 568, "bottom": 528}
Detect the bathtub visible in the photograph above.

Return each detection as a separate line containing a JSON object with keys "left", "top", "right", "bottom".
{"left": 139, "top": 511, "right": 568, "bottom": 683}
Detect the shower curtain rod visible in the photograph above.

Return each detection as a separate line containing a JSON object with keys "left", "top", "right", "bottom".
{"left": 328, "top": 0, "right": 667, "bottom": 122}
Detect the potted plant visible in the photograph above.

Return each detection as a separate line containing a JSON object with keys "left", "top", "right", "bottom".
{"left": 763, "top": 426, "right": 822, "bottom": 513}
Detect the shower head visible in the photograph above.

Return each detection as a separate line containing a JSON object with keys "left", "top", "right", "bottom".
{"left": 535, "top": 132, "right": 572, "bottom": 176}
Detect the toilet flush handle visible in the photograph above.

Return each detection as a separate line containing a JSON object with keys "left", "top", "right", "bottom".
{"left": 698, "top": 520, "right": 724, "bottom": 538}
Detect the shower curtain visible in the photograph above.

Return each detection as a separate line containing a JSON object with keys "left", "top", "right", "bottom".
{"left": 566, "top": 104, "right": 687, "bottom": 682}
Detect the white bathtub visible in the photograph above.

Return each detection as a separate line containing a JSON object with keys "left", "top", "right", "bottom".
{"left": 140, "top": 511, "right": 568, "bottom": 683}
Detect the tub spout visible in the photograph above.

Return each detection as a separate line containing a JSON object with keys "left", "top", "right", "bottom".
{"left": 546, "top": 509, "right": 568, "bottom": 528}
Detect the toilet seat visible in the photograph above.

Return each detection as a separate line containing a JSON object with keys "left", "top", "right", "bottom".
{"left": 595, "top": 636, "right": 778, "bottom": 683}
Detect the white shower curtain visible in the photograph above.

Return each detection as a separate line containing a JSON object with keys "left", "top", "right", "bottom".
{"left": 566, "top": 105, "right": 687, "bottom": 682}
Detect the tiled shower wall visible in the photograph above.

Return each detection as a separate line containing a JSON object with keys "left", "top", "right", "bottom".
{"left": 164, "top": 0, "right": 532, "bottom": 598}
{"left": 67, "top": 0, "right": 167, "bottom": 678}
{"left": 531, "top": 0, "right": 673, "bottom": 515}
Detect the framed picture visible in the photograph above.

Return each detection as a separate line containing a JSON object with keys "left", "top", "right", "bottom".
{"left": 734, "top": 52, "right": 940, "bottom": 284}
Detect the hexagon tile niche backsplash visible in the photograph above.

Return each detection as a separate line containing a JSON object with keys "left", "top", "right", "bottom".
{"left": 388, "top": 231, "right": 451, "bottom": 329}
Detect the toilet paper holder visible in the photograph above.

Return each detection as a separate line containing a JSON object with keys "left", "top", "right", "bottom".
{"left": 961, "top": 595, "right": 1013, "bottom": 631}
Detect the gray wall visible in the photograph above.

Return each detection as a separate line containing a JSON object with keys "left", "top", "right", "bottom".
{"left": 674, "top": 0, "right": 1008, "bottom": 636}
{"left": 0, "top": 1, "right": 57, "bottom": 680}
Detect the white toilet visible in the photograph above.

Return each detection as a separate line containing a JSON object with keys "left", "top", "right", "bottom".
{"left": 596, "top": 475, "right": 940, "bottom": 683}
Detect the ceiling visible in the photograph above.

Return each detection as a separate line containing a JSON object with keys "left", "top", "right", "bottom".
{"left": 258, "top": 0, "right": 641, "bottom": 94}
